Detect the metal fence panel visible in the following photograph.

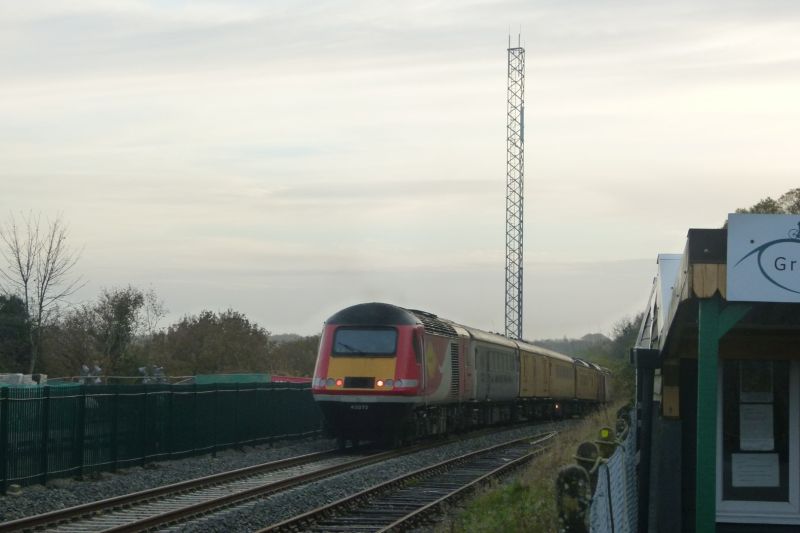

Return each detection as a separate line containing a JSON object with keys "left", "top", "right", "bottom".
{"left": 83, "top": 387, "right": 113, "bottom": 475}
{"left": 623, "top": 430, "right": 638, "bottom": 532}
{"left": 607, "top": 450, "right": 629, "bottom": 532}
{"left": 47, "top": 386, "right": 81, "bottom": 478}
{"left": 6, "top": 387, "right": 43, "bottom": 485}
{"left": 590, "top": 463, "right": 613, "bottom": 533}
{"left": 590, "top": 414, "right": 638, "bottom": 533}
{"left": 0, "top": 382, "right": 322, "bottom": 490}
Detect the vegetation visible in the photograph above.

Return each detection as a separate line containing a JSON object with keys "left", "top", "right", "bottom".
{"left": 0, "top": 212, "right": 83, "bottom": 373}
{"left": 0, "top": 295, "right": 31, "bottom": 372}
{"left": 41, "top": 286, "right": 166, "bottom": 377}
{"left": 735, "top": 187, "right": 800, "bottom": 215}
{"left": 267, "top": 334, "right": 321, "bottom": 376}
{"left": 534, "top": 313, "right": 643, "bottom": 362}
{"left": 37, "top": 303, "right": 321, "bottom": 380}
{"left": 0, "top": 211, "right": 322, "bottom": 379}
{"left": 440, "top": 403, "right": 629, "bottom": 533}
{"left": 533, "top": 332, "right": 612, "bottom": 360}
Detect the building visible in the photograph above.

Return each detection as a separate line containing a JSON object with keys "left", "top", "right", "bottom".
{"left": 634, "top": 214, "right": 800, "bottom": 532}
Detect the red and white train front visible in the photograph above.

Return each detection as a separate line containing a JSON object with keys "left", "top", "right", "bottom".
{"left": 311, "top": 303, "right": 428, "bottom": 442}
{"left": 311, "top": 301, "right": 609, "bottom": 445}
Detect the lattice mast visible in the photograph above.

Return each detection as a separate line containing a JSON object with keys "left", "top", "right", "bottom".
{"left": 505, "top": 35, "right": 525, "bottom": 340}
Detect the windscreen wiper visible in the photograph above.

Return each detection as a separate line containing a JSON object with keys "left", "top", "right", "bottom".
{"left": 336, "top": 342, "right": 367, "bottom": 355}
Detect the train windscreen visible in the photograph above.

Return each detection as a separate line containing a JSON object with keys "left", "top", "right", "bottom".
{"left": 332, "top": 327, "right": 397, "bottom": 356}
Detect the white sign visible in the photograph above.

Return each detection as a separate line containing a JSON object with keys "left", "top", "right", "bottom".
{"left": 727, "top": 214, "right": 800, "bottom": 302}
{"left": 732, "top": 453, "right": 780, "bottom": 487}
{"left": 739, "top": 404, "right": 774, "bottom": 451}
{"left": 739, "top": 361, "right": 773, "bottom": 403}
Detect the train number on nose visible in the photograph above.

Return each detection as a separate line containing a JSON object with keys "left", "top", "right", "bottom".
{"left": 349, "top": 404, "right": 369, "bottom": 410}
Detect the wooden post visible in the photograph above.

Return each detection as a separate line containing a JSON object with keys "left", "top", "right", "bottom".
{"left": 696, "top": 295, "right": 750, "bottom": 533}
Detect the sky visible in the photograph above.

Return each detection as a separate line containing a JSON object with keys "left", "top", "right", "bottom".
{"left": 2, "top": 0, "right": 799, "bottom": 339}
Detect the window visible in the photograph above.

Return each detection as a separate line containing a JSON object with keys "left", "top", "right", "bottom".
{"left": 332, "top": 327, "right": 397, "bottom": 356}
{"left": 717, "top": 359, "right": 800, "bottom": 524}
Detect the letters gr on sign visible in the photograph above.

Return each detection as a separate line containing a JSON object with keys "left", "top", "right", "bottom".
{"left": 728, "top": 215, "right": 800, "bottom": 302}
{"left": 735, "top": 221, "right": 800, "bottom": 293}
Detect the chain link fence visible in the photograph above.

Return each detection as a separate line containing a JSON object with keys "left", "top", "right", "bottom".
{"left": 589, "top": 409, "right": 638, "bottom": 533}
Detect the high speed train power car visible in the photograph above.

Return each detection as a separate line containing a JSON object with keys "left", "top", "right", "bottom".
{"left": 311, "top": 302, "right": 611, "bottom": 445}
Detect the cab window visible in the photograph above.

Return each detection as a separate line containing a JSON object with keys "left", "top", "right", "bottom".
{"left": 332, "top": 327, "right": 397, "bottom": 356}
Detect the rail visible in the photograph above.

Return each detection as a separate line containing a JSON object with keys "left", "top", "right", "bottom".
{"left": 261, "top": 431, "right": 557, "bottom": 532}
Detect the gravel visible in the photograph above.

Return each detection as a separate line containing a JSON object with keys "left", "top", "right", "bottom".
{"left": 0, "top": 436, "right": 336, "bottom": 523}
{"left": 0, "top": 421, "right": 568, "bottom": 531}
{"left": 169, "top": 421, "right": 567, "bottom": 533}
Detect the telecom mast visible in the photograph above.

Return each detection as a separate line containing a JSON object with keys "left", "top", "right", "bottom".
{"left": 505, "top": 36, "right": 525, "bottom": 340}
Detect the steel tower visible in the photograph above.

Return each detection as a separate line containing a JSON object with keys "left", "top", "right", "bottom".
{"left": 505, "top": 36, "right": 525, "bottom": 340}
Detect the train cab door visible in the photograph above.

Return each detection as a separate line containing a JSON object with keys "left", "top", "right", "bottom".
{"left": 542, "top": 358, "right": 550, "bottom": 397}
{"left": 413, "top": 330, "right": 426, "bottom": 399}
{"left": 485, "top": 347, "right": 492, "bottom": 400}
{"left": 474, "top": 344, "right": 489, "bottom": 401}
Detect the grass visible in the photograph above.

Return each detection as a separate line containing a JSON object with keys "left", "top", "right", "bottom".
{"left": 437, "top": 401, "right": 630, "bottom": 533}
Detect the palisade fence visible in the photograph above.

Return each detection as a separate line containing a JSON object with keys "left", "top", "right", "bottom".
{"left": 0, "top": 382, "right": 322, "bottom": 492}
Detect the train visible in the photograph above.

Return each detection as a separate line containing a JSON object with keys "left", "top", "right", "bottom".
{"left": 311, "top": 302, "right": 611, "bottom": 445}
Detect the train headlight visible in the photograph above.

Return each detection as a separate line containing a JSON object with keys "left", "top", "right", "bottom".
{"left": 335, "top": 378, "right": 344, "bottom": 387}
{"left": 384, "top": 379, "right": 393, "bottom": 388}
{"left": 326, "top": 378, "right": 335, "bottom": 387}
{"left": 376, "top": 380, "right": 385, "bottom": 388}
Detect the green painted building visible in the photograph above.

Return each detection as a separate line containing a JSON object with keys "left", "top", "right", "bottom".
{"left": 634, "top": 214, "right": 800, "bottom": 532}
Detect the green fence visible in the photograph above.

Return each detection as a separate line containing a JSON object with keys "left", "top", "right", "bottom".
{"left": 0, "top": 382, "right": 322, "bottom": 491}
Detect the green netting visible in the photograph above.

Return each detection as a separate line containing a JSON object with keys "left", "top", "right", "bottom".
{"left": 0, "top": 382, "right": 321, "bottom": 491}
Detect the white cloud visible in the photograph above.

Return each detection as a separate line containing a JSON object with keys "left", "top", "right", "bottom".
{"left": 2, "top": 0, "right": 800, "bottom": 337}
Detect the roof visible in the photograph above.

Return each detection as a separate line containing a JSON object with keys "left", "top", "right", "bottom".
{"left": 516, "top": 339, "right": 576, "bottom": 364}
{"left": 326, "top": 302, "right": 420, "bottom": 326}
{"left": 635, "top": 221, "right": 800, "bottom": 360}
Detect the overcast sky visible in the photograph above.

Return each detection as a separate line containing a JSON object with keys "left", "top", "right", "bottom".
{"left": 2, "top": 1, "right": 799, "bottom": 338}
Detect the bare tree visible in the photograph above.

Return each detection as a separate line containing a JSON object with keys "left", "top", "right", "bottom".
{"left": 141, "top": 287, "right": 167, "bottom": 337}
{"left": 0, "top": 212, "right": 83, "bottom": 373}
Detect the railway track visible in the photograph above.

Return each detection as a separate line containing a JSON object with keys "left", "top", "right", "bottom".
{"left": 260, "top": 431, "right": 556, "bottom": 533}
{"left": 2, "top": 424, "right": 559, "bottom": 533}
{"left": 0, "top": 447, "right": 385, "bottom": 532}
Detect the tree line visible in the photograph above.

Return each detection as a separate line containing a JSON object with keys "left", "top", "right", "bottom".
{"left": 0, "top": 213, "right": 319, "bottom": 379}
{"left": 0, "top": 283, "right": 321, "bottom": 380}
{"left": 2, "top": 188, "right": 796, "bottom": 381}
